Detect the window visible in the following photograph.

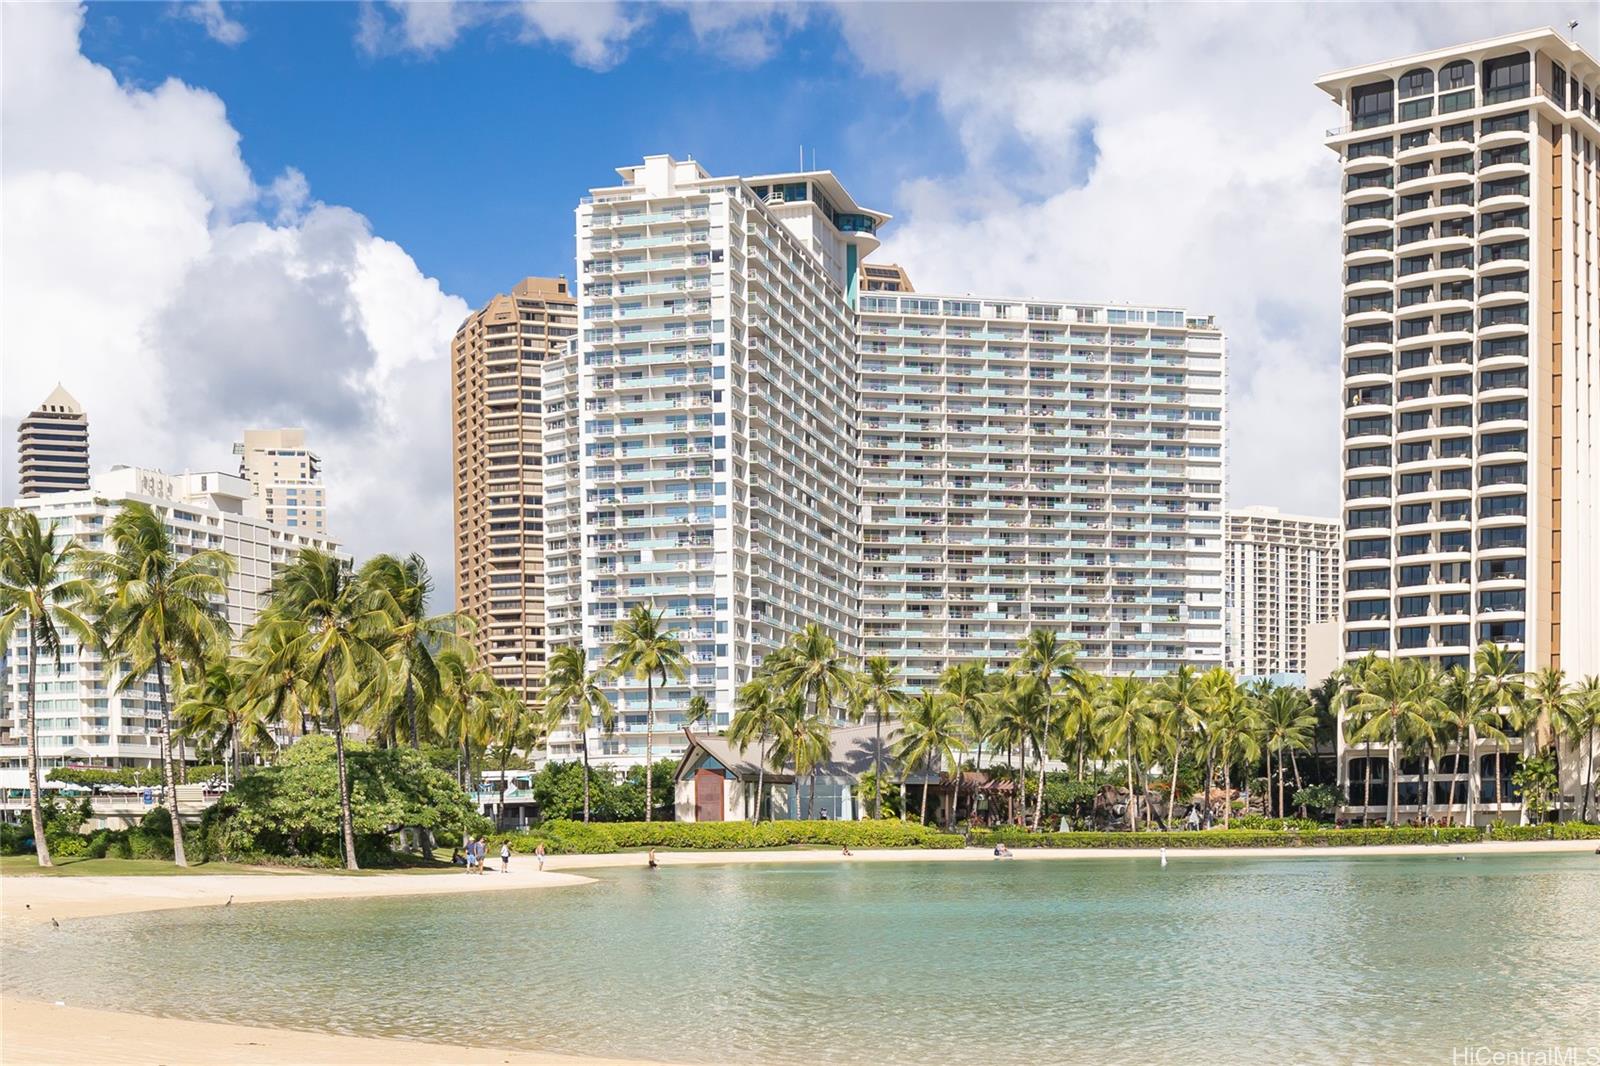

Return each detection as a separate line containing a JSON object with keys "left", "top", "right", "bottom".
{"left": 1398, "top": 534, "right": 1430, "bottom": 556}
{"left": 1347, "top": 446, "right": 1390, "bottom": 468}
{"left": 1399, "top": 130, "right": 1431, "bottom": 150}
{"left": 1348, "top": 293, "right": 1393, "bottom": 313}
{"left": 1398, "top": 472, "right": 1431, "bottom": 494}
{"left": 1439, "top": 499, "right": 1470, "bottom": 521}
{"left": 1480, "top": 110, "right": 1528, "bottom": 134}
{"left": 1479, "top": 462, "right": 1526, "bottom": 487}
{"left": 1347, "top": 476, "right": 1391, "bottom": 500}
{"left": 1347, "top": 169, "right": 1394, "bottom": 190}
{"left": 1347, "top": 415, "right": 1391, "bottom": 437}
{"left": 1438, "top": 624, "right": 1469, "bottom": 647}
{"left": 1347, "top": 568, "right": 1389, "bottom": 590}
{"left": 1398, "top": 223, "right": 1432, "bottom": 246}
{"left": 1482, "top": 54, "right": 1529, "bottom": 103}
{"left": 1399, "top": 286, "right": 1432, "bottom": 308}
{"left": 1439, "top": 60, "right": 1474, "bottom": 89}
{"left": 1398, "top": 565, "right": 1429, "bottom": 587}
{"left": 1351, "top": 82, "right": 1394, "bottom": 128}
{"left": 1346, "top": 598, "right": 1390, "bottom": 619}
{"left": 1481, "top": 177, "right": 1529, "bottom": 200}
{"left": 1348, "top": 507, "right": 1390, "bottom": 529}
{"left": 1347, "top": 324, "right": 1392, "bottom": 345}
{"left": 1439, "top": 249, "right": 1474, "bottom": 270}
{"left": 1348, "top": 201, "right": 1394, "bottom": 222}
{"left": 1479, "top": 494, "right": 1526, "bottom": 517}
{"left": 1399, "top": 67, "right": 1434, "bottom": 98}
{"left": 1348, "top": 263, "right": 1392, "bottom": 283}
{"left": 1439, "top": 120, "right": 1473, "bottom": 142}
{"left": 1399, "top": 162, "right": 1432, "bottom": 183}
{"left": 1481, "top": 146, "right": 1530, "bottom": 168}
{"left": 1479, "top": 526, "right": 1526, "bottom": 550}
{"left": 1397, "top": 627, "right": 1430, "bottom": 649}
{"left": 1347, "top": 232, "right": 1393, "bottom": 253}
{"left": 1438, "top": 468, "right": 1471, "bottom": 490}
{"left": 1439, "top": 343, "right": 1471, "bottom": 364}
{"left": 1399, "top": 255, "right": 1432, "bottom": 276}
{"left": 1347, "top": 630, "right": 1390, "bottom": 652}
{"left": 1348, "top": 137, "right": 1394, "bottom": 160}
{"left": 1438, "top": 437, "right": 1472, "bottom": 459}
{"left": 1440, "top": 90, "right": 1475, "bottom": 113}
{"left": 1440, "top": 593, "right": 1469, "bottom": 614}
{"left": 1480, "top": 431, "right": 1526, "bottom": 455}
{"left": 1479, "top": 557, "right": 1525, "bottom": 581}
{"left": 1398, "top": 595, "right": 1430, "bottom": 618}
{"left": 1480, "top": 399, "right": 1527, "bottom": 423}
{"left": 1480, "top": 304, "right": 1528, "bottom": 328}
{"left": 1480, "top": 272, "right": 1528, "bottom": 296}
{"left": 1480, "top": 367, "right": 1528, "bottom": 390}
{"left": 1481, "top": 239, "right": 1528, "bottom": 263}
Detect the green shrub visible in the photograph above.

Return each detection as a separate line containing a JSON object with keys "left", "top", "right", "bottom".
{"left": 493, "top": 819, "right": 964, "bottom": 854}
{"left": 1231, "top": 814, "right": 1326, "bottom": 832}
{"left": 967, "top": 826, "right": 1493, "bottom": 849}
{"left": 1488, "top": 822, "right": 1600, "bottom": 842}
{"left": 127, "top": 829, "right": 175, "bottom": 860}
{"left": 46, "top": 832, "right": 88, "bottom": 857}
{"left": 0, "top": 823, "right": 31, "bottom": 856}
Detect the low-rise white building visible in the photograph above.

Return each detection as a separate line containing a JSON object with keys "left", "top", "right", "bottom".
{"left": 1, "top": 466, "right": 342, "bottom": 797}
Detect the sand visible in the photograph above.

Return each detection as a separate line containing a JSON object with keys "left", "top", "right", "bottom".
{"left": 2, "top": 838, "right": 1594, "bottom": 1065}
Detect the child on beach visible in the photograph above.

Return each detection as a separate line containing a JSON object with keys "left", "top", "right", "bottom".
{"left": 500, "top": 842, "right": 511, "bottom": 873}
{"left": 534, "top": 842, "right": 546, "bottom": 871}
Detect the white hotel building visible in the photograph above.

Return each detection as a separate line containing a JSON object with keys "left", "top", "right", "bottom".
{"left": 1, "top": 467, "right": 342, "bottom": 793}
{"left": 540, "top": 156, "right": 1226, "bottom": 766}
{"left": 1319, "top": 29, "right": 1600, "bottom": 821}
{"left": 1223, "top": 506, "right": 1340, "bottom": 680}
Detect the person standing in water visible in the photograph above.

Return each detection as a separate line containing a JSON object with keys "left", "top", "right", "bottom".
{"left": 647, "top": 848, "right": 659, "bottom": 870}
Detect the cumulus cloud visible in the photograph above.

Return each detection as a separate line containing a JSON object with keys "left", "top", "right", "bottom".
{"left": 357, "top": 0, "right": 640, "bottom": 69}
{"left": 173, "top": 0, "right": 248, "bottom": 46}
{"left": 1, "top": 4, "right": 469, "bottom": 599}
{"left": 829, "top": 1, "right": 1595, "bottom": 518}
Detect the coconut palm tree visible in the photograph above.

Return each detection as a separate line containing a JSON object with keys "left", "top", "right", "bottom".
{"left": 542, "top": 644, "right": 614, "bottom": 823}
{"left": 1473, "top": 641, "right": 1527, "bottom": 812}
{"left": 1154, "top": 664, "right": 1205, "bottom": 825}
{"left": 1349, "top": 657, "right": 1443, "bottom": 826}
{"left": 1257, "top": 684, "right": 1317, "bottom": 820}
{"left": 857, "top": 656, "right": 908, "bottom": 819}
{"left": 606, "top": 606, "right": 687, "bottom": 822}
{"left": 729, "top": 675, "right": 782, "bottom": 824}
{"left": 1095, "top": 676, "right": 1157, "bottom": 831}
{"left": 1558, "top": 677, "right": 1600, "bottom": 822}
{"left": 1522, "top": 667, "right": 1571, "bottom": 757}
{"left": 767, "top": 689, "right": 831, "bottom": 819}
{"left": 894, "top": 690, "right": 963, "bottom": 827}
{"left": 0, "top": 509, "right": 98, "bottom": 867}
{"left": 360, "top": 553, "right": 461, "bottom": 750}
{"left": 236, "top": 620, "right": 320, "bottom": 739}
{"left": 1195, "top": 667, "right": 1240, "bottom": 827}
{"left": 1438, "top": 666, "right": 1504, "bottom": 827}
{"left": 257, "top": 549, "right": 391, "bottom": 869}
{"left": 175, "top": 655, "right": 274, "bottom": 782}
{"left": 984, "top": 673, "right": 1042, "bottom": 827}
{"left": 484, "top": 686, "right": 545, "bottom": 832}
{"left": 1015, "top": 630, "right": 1083, "bottom": 830}
{"left": 684, "top": 693, "right": 715, "bottom": 731}
{"left": 85, "top": 502, "right": 233, "bottom": 867}
{"left": 774, "top": 623, "right": 854, "bottom": 725}
{"left": 433, "top": 646, "right": 493, "bottom": 789}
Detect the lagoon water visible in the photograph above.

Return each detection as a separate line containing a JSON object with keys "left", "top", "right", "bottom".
{"left": 6, "top": 854, "right": 1599, "bottom": 1064}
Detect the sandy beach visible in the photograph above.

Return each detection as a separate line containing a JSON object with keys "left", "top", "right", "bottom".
{"left": 2, "top": 839, "right": 1594, "bottom": 1066}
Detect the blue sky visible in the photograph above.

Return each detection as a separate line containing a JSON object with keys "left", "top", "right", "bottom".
{"left": 79, "top": 3, "right": 966, "bottom": 307}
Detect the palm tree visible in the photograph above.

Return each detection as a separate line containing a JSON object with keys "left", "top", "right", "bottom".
{"left": 175, "top": 655, "right": 274, "bottom": 782}
{"left": 1473, "top": 641, "right": 1527, "bottom": 813}
{"left": 1438, "top": 666, "right": 1505, "bottom": 827}
{"left": 86, "top": 502, "right": 233, "bottom": 867}
{"left": 774, "top": 623, "right": 854, "bottom": 725}
{"left": 767, "top": 689, "right": 831, "bottom": 819}
{"left": 1196, "top": 667, "right": 1240, "bottom": 827}
{"left": 985, "top": 674, "right": 1042, "bottom": 827}
{"left": 1523, "top": 667, "right": 1571, "bottom": 757}
{"left": 606, "top": 606, "right": 687, "bottom": 822}
{"left": 1558, "top": 677, "right": 1600, "bottom": 822}
{"left": 542, "top": 644, "right": 614, "bottom": 823}
{"left": 684, "top": 693, "right": 715, "bottom": 731}
{"left": 938, "top": 661, "right": 986, "bottom": 826}
{"left": 729, "top": 675, "right": 781, "bottom": 823}
{"left": 895, "top": 690, "right": 963, "bottom": 826}
{"left": 1095, "top": 676, "right": 1156, "bottom": 831}
{"left": 360, "top": 553, "right": 460, "bottom": 750}
{"left": 433, "top": 646, "right": 493, "bottom": 789}
{"left": 236, "top": 620, "right": 319, "bottom": 738}
{"left": 258, "top": 549, "right": 391, "bottom": 870}
{"left": 857, "top": 656, "right": 908, "bottom": 819}
{"left": 485, "top": 686, "right": 545, "bottom": 832}
{"left": 1257, "top": 685, "right": 1316, "bottom": 820}
{"left": 0, "top": 510, "right": 98, "bottom": 867}
{"left": 1349, "top": 658, "right": 1442, "bottom": 826}
{"left": 1154, "top": 664, "right": 1205, "bottom": 825}
{"left": 1016, "top": 630, "right": 1082, "bottom": 830}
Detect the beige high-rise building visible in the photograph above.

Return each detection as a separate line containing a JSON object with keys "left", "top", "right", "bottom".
{"left": 233, "top": 428, "right": 327, "bottom": 534}
{"left": 1224, "top": 506, "right": 1340, "bottom": 678}
{"left": 1318, "top": 28, "right": 1600, "bottom": 823}
{"left": 451, "top": 277, "right": 578, "bottom": 700}
{"left": 16, "top": 384, "right": 90, "bottom": 497}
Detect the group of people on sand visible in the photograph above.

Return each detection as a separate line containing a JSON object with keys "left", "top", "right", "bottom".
{"left": 455, "top": 836, "right": 549, "bottom": 874}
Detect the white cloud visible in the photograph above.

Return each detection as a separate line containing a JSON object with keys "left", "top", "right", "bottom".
{"left": 173, "top": 0, "right": 249, "bottom": 46}
{"left": 829, "top": 2, "right": 1596, "bottom": 519}
{"left": 678, "top": 1, "right": 807, "bottom": 65}
{"left": 1, "top": 4, "right": 469, "bottom": 600}
{"left": 357, "top": 0, "right": 640, "bottom": 69}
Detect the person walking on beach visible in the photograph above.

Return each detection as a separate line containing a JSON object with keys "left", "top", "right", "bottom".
{"left": 500, "top": 842, "right": 511, "bottom": 874}
{"left": 475, "top": 837, "right": 488, "bottom": 875}
{"left": 534, "top": 842, "right": 546, "bottom": 872}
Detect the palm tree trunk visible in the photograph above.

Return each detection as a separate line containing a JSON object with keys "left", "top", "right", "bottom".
{"left": 1221, "top": 754, "right": 1232, "bottom": 829}
{"left": 24, "top": 627, "right": 52, "bottom": 867}
{"left": 496, "top": 749, "right": 510, "bottom": 833}
{"left": 1165, "top": 730, "right": 1184, "bottom": 828}
{"left": 1289, "top": 747, "right": 1305, "bottom": 818}
{"left": 1125, "top": 729, "right": 1137, "bottom": 832}
{"left": 754, "top": 733, "right": 766, "bottom": 825}
{"left": 1032, "top": 727, "right": 1048, "bottom": 832}
{"left": 1387, "top": 719, "right": 1400, "bottom": 826}
{"left": 231, "top": 728, "right": 241, "bottom": 785}
{"left": 1362, "top": 751, "right": 1372, "bottom": 827}
{"left": 918, "top": 755, "right": 929, "bottom": 825}
{"left": 950, "top": 760, "right": 961, "bottom": 832}
{"left": 154, "top": 652, "right": 189, "bottom": 867}
{"left": 1277, "top": 746, "right": 1286, "bottom": 822}
{"left": 325, "top": 662, "right": 359, "bottom": 871}
{"left": 406, "top": 675, "right": 419, "bottom": 750}
{"left": 644, "top": 674, "right": 655, "bottom": 823}
{"left": 873, "top": 709, "right": 884, "bottom": 820}
{"left": 581, "top": 731, "right": 592, "bottom": 824}
{"left": 1584, "top": 726, "right": 1595, "bottom": 823}
{"left": 1203, "top": 744, "right": 1215, "bottom": 828}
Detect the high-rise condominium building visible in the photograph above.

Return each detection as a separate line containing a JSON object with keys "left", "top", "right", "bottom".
{"left": 539, "top": 155, "right": 1226, "bottom": 767}
{"left": 16, "top": 384, "right": 90, "bottom": 497}
{"left": 1319, "top": 29, "right": 1600, "bottom": 822}
{"left": 233, "top": 428, "right": 327, "bottom": 534}
{"left": 452, "top": 277, "right": 578, "bottom": 702}
{"left": 1223, "top": 506, "right": 1339, "bottom": 678}
{"left": 0, "top": 466, "right": 341, "bottom": 789}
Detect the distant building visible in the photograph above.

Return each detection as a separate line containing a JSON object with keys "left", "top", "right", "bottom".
{"left": 233, "top": 428, "right": 327, "bottom": 534}
{"left": 0, "top": 466, "right": 342, "bottom": 795}
{"left": 860, "top": 261, "right": 913, "bottom": 293}
{"left": 451, "top": 277, "right": 578, "bottom": 706}
{"left": 16, "top": 384, "right": 90, "bottom": 497}
{"left": 1224, "top": 506, "right": 1339, "bottom": 678}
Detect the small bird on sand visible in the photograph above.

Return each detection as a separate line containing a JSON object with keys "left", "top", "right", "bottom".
{"left": 50, "top": 918, "right": 60, "bottom": 929}
{"left": 224, "top": 895, "right": 233, "bottom": 907}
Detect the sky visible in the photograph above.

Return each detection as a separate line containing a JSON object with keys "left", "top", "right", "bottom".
{"left": 3, "top": 1, "right": 1591, "bottom": 606}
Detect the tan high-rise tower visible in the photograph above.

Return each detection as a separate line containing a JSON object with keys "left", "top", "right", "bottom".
{"left": 17, "top": 384, "right": 90, "bottom": 496}
{"left": 451, "top": 277, "right": 577, "bottom": 700}
{"left": 233, "top": 428, "right": 327, "bottom": 533}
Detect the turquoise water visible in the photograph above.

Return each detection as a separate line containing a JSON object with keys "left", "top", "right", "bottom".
{"left": 6, "top": 855, "right": 1599, "bottom": 1064}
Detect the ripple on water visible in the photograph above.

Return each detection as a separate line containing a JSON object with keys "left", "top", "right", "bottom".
{"left": 4, "top": 854, "right": 1599, "bottom": 1064}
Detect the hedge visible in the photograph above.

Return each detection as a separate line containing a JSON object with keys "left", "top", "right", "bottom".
{"left": 492, "top": 819, "right": 964, "bottom": 854}
{"left": 969, "top": 824, "right": 1600, "bottom": 849}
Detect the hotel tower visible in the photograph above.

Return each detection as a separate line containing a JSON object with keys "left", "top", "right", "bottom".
{"left": 451, "top": 278, "right": 579, "bottom": 703}
{"left": 16, "top": 385, "right": 90, "bottom": 497}
{"left": 1319, "top": 29, "right": 1600, "bottom": 820}
{"left": 537, "top": 155, "right": 1227, "bottom": 767}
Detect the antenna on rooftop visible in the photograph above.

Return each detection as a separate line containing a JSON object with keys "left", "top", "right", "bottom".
{"left": 1570, "top": 20, "right": 1580, "bottom": 39}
